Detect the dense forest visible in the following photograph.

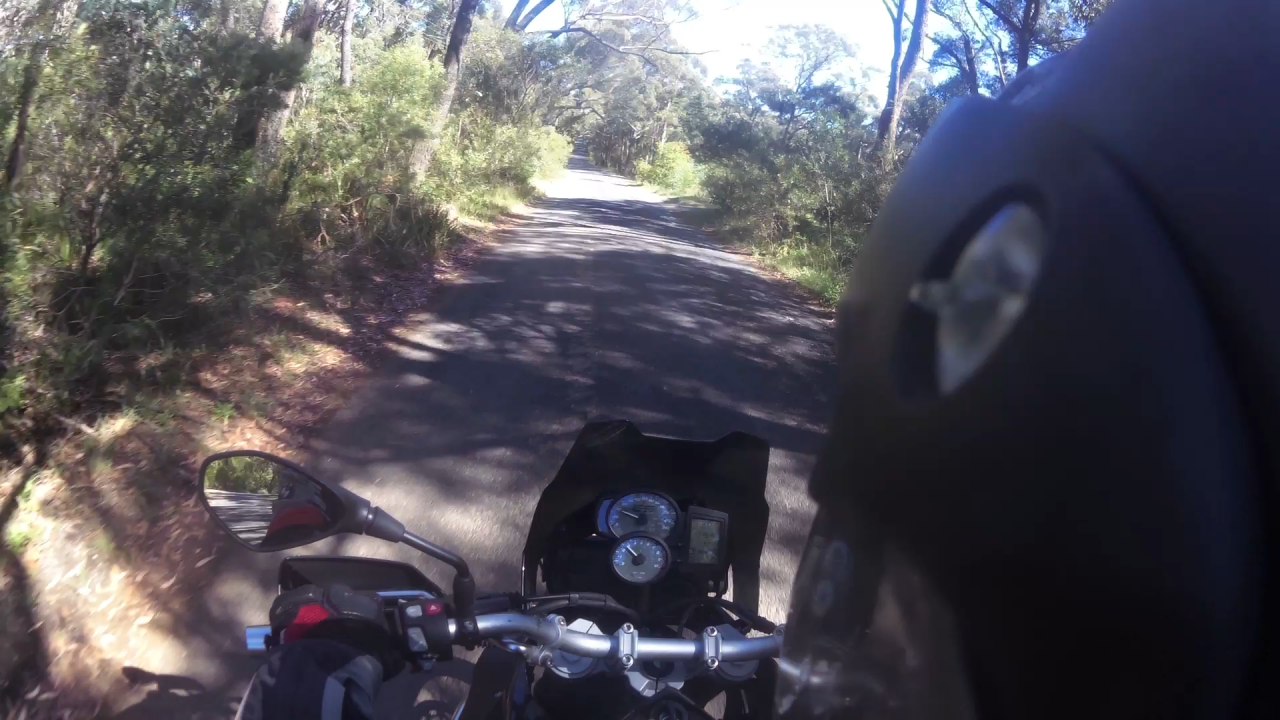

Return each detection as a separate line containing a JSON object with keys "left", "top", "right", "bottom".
{"left": 0, "top": 0, "right": 1109, "bottom": 435}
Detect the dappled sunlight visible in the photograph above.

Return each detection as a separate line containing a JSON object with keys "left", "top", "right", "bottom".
{"left": 308, "top": 156, "right": 835, "bottom": 628}
{"left": 107, "top": 154, "right": 838, "bottom": 718}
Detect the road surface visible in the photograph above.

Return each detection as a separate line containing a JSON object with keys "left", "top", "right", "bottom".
{"left": 202, "top": 489, "right": 275, "bottom": 544}
{"left": 125, "top": 154, "right": 835, "bottom": 718}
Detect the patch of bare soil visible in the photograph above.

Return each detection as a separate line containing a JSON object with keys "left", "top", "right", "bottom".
{"left": 0, "top": 226, "right": 501, "bottom": 719}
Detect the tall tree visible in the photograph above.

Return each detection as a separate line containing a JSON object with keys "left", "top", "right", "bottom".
{"left": 257, "top": 0, "right": 324, "bottom": 164}
{"left": 2, "top": 0, "right": 70, "bottom": 192}
{"left": 876, "top": 0, "right": 931, "bottom": 166}
{"left": 258, "top": 0, "right": 289, "bottom": 41}
{"left": 340, "top": 0, "right": 357, "bottom": 86}
{"left": 3, "top": 47, "right": 43, "bottom": 192}
{"left": 974, "top": 0, "right": 1111, "bottom": 74}
{"left": 505, "top": 0, "right": 554, "bottom": 31}
{"left": 976, "top": 0, "right": 1041, "bottom": 72}
{"left": 931, "top": 0, "right": 991, "bottom": 95}
{"left": 409, "top": 0, "right": 481, "bottom": 178}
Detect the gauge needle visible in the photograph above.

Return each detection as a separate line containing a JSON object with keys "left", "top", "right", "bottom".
{"left": 626, "top": 545, "right": 640, "bottom": 558}
{"left": 620, "top": 510, "right": 641, "bottom": 519}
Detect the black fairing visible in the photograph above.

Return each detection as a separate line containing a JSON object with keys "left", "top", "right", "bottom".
{"left": 806, "top": 0, "right": 1276, "bottom": 718}
{"left": 277, "top": 556, "right": 444, "bottom": 596}
{"left": 523, "top": 420, "right": 770, "bottom": 613}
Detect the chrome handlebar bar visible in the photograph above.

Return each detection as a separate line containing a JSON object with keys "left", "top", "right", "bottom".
{"left": 246, "top": 611, "right": 784, "bottom": 664}
{"left": 457, "top": 612, "right": 783, "bottom": 662}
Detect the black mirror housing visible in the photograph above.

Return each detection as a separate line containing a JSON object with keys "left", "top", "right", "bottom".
{"left": 198, "top": 450, "right": 381, "bottom": 552}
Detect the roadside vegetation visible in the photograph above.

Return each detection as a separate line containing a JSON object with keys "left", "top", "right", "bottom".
{"left": 587, "top": 2, "right": 1110, "bottom": 304}
{"left": 1, "top": 0, "right": 1111, "bottom": 713}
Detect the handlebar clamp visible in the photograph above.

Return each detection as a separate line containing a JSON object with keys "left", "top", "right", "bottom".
{"left": 613, "top": 622, "right": 639, "bottom": 671}
{"left": 703, "top": 624, "right": 759, "bottom": 683}
{"left": 702, "top": 625, "right": 723, "bottom": 670}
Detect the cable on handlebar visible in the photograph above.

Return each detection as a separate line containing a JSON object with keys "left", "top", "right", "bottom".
{"left": 523, "top": 592, "right": 642, "bottom": 624}
{"left": 649, "top": 597, "right": 777, "bottom": 635}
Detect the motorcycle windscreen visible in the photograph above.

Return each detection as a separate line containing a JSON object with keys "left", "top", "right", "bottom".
{"left": 523, "top": 420, "right": 771, "bottom": 613}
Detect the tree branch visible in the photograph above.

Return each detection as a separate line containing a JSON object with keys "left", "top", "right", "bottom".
{"left": 553, "top": 103, "right": 607, "bottom": 122}
{"left": 962, "top": 0, "right": 1000, "bottom": 57}
{"left": 1038, "top": 36, "right": 1079, "bottom": 50}
{"left": 548, "top": 25, "right": 660, "bottom": 69}
{"left": 620, "top": 45, "right": 714, "bottom": 56}
{"left": 976, "top": 0, "right": 1018, "bottom": 29}
{"left": 504, "top": 0, "right": 530, "bottom": 29}
{"left": 882, "top": 0, "right": 899, "bottom": 21}
{"left": 578, "top": 11, "right": 668, "bottom": 24}
{"left": 514, "top": 0, "right": 554, "bottom": 31}
{"left": 932, "top": 4, "right": 965, "bottom": 30}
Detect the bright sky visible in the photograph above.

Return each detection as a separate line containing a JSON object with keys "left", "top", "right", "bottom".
{"left": 523, "top": 0, "right": 902, "bottom": 99}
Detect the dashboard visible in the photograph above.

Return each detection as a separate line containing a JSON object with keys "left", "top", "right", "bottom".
{"left": 593, "top": 491, "right": 730, "bottom": 588}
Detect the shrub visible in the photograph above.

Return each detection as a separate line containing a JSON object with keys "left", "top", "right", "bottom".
{"left": 285, "top": 43, "right": 444, "bottom": 205}
{"left": 0, "top": 4, "right": 571, "bottom": 428}
{"left": 635, "top": 142, "right": 702, "bottom": 196}
{"left": 428, "top": 112, "right": 571, "bottom": 210}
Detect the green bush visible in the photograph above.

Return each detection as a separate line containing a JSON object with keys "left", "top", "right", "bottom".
{"left": 428, "top": 111, "right": 570, "bottom": 212}
{"left": 635, "top": 142, "right": 702, "bottom": 196}
{"left": 4, "top": 6, "right": 291, "bottom": 355}
{"left": 285, "top": 44, "right": 444, "bottom": 205}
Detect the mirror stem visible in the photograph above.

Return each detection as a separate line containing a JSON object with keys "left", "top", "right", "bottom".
{"left": 402, "top": 530, "right": 469, "bottom": 577}
{"left": 402, "top": 531, "right": 478, "bottom": 644}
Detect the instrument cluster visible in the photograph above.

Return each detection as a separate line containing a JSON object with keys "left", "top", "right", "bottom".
{"left": 596, "top": 492, "right": 729, "bottom": 586}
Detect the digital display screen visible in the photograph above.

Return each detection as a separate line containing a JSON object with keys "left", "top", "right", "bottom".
{"left": 688, "top": 518, "right": 722, "bottom": 565}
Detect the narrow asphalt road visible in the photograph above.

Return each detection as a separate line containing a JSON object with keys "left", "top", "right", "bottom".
{"left": 130, "top": 154, "right": 835, "bottom": 718}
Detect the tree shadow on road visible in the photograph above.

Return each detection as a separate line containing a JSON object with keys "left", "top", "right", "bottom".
{"left": 307, "top": 185, "right": 835, "bottom": 606}
{"left": 102, "top": 168, "right": 835, "bottom": 719}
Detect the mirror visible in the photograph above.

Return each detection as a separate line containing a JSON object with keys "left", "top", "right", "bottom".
{"left": 200, "top": 452, "right": 344, "bottom": 551}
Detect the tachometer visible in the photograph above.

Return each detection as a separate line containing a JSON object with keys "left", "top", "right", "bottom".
{"left": 607, "top": 492, "right": 678, "bottom": 539}
{"left": 611, "top": 535, "right": 670, "bottom": 585}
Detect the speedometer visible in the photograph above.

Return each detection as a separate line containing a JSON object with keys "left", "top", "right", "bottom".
{"left": 607, "top": 493, "right": 677, "bottom": 539}
{"left": 612, "top": 535, "right": 670, "bottom": 584}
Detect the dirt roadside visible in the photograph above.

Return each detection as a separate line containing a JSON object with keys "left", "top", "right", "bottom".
{"left": 0, "top": 216, "right": 510, "bottom": 719}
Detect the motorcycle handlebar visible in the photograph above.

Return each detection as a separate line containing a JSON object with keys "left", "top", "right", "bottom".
{"left": 454, "top": 612, "right": 783, "bottom": 662}
{"left": 246, "top": 612, "right": 784, "bottom": 663}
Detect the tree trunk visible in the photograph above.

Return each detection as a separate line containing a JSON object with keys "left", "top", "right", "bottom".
{"left": 504, "top": 0, "right": 530, "bottom": 29}
{"left": 256, "top": 0, "right": 323, "bottom": 165}
{"left": 1015, "top": 28, "right": 1033, "bottom": 72}
{"left": 875, "top": 0, "right": 906, "bottom": 148}
{"left": 962, "top": 34, "right": 981, "bottom": 94}
{"left": 513, "top": 0, "right": 554, "bottom": 31}
{"left": 257, "top": 0, "right": 288, "bottom": 41}
{"left": 340, "top": 0, "right": 356, "bottom": 86}
{"left": 1015, "top": 0, "right": 1042, "bottom": 73}
{"left": 409, "top": 0, "right": 480, "bottom": 179}
{"left": 2, "top": 44, "right": 44, "bottom": 192}
{"left": 219, "top": 0, "right": 236, "bottom": 31}
{"left": 876, "top": 0, "right": 930, "bottom": 166}
{"left": 2, "top": 0, "right": 63, "bottom": 192}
